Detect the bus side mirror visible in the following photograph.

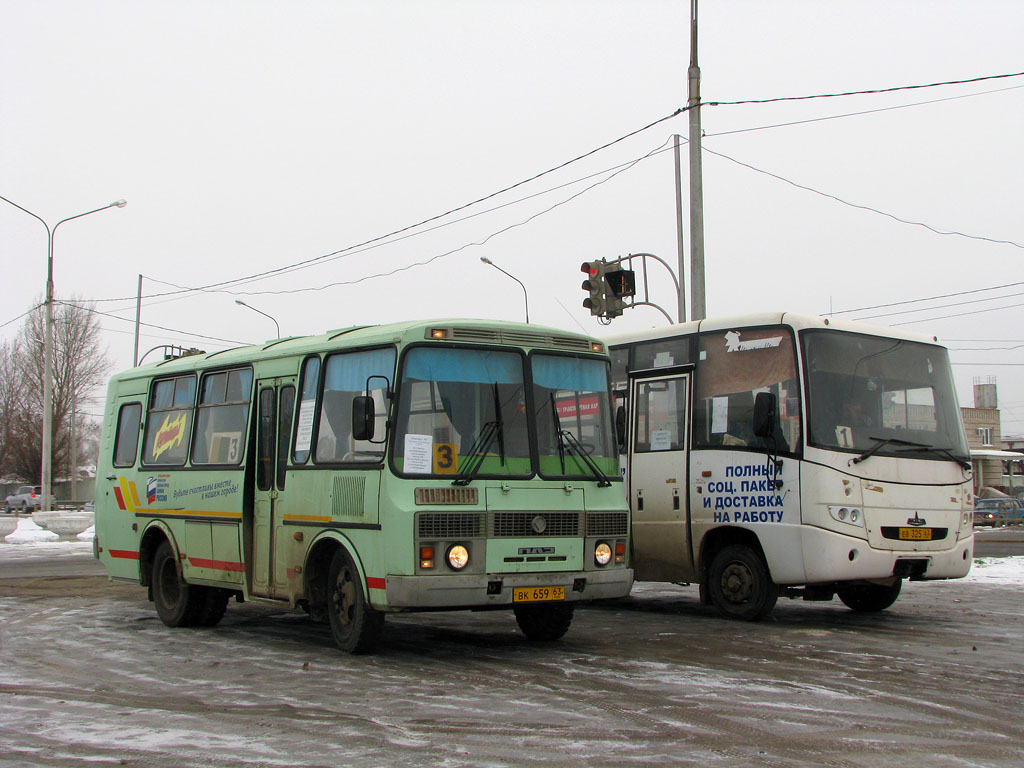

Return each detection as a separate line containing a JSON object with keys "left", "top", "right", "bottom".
{"left": 616, "top": 405, "right": 626, "bottom": 449}
{"left": 752, "top": 392, "right": 777, "bottom": 439}
{"left": 352, "top": 396, "right": 375, "bottom": 441}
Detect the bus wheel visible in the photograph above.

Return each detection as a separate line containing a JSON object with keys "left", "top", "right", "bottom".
{"left": 707, "top": 544, "right": 778, "bottom": 621}
{"left": 327, "top": 549, "right": 384, "bottom": 653}
{"left": 152, "top": 540, "right": 204, "bottom": 627}
{"left": 194, "top": 588, "right": 231, "bottom": 627}
{"left": 837, "top": 580, "right": 902, "bottom": 612}
{"left": 513, "top": 603, "right": 574, "bottom": 641}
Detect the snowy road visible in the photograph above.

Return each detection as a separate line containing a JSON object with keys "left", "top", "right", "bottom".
{"left": 1, "top": 545, "right": 1022, "bottom": 767}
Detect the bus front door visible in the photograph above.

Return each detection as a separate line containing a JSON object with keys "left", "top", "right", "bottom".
{"left": 628, "top": 370, "right": 694, "bottom": 582}
{"left": 251, "top": 379, "right": 296, "bottom": 598}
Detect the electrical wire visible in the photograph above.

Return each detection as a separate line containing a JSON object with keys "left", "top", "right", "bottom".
{"left": 831, "top": 281, "right": 1024, "bottom": 316}
{"left": 57, "top": 301, "right": 252, "bottom": 347}
{"left": 705, "top": 84, "right": 1024, "bottom": 138}
{"left": 706, "top": 71, "right": 1024, "bottom": 107}
{"left": 703, "top": 145, "right": 1024, "bottom": 249}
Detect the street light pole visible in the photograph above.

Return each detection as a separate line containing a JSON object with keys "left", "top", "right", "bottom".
{"left": 235, "top": 299, "right": 281, "bottom": 338}
{"left": 1, "top": 195, "right": 126, "bottom": 513}
{"left": 480, "top": 257, "right": 530, "bottom": 324}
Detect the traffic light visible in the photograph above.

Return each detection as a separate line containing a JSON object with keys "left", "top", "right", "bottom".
{"left": 580, "top": 261, "right": 606, "bottom": 317}
{"left": 603, "top": 268, "right": 635, "bottom": 317}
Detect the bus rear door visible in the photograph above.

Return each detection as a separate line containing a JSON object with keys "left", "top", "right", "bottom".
{"left": 251, "top": 378, "right": 296, "bottom": 598}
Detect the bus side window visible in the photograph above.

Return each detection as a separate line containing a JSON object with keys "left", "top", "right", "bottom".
{"left": 293, "top": 355, "right": 321, "bottom": 464}
{"left": 113, "top": 402, "right": 143, "bottom": 468}
{"left": 142, "top": 375, "right": 196, "bottom": 466}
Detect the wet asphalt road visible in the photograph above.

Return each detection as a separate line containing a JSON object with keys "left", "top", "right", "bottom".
{"left": 0, "top": 543, "right": 1022, "bottom": 767}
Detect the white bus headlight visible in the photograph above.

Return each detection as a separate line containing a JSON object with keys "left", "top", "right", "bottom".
{"left": 828, "top": 505, "right": 864, "bottom": 527}
{"left": 446, "top": 544, "right": 470, "bottom": 570}
{"left": 594, "top": 542, "right": 612, "bottom": 566}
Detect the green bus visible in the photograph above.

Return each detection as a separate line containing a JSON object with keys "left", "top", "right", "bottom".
{"left": 95, "top": 319, "right": 632, "bottom": 652}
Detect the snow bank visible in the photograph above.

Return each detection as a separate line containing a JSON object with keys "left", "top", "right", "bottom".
{"left": 4, "top": 517, "right": 60, "bottom": 543}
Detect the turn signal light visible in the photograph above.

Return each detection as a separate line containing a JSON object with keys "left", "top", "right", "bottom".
{"left": 420, "top": 546, "right": 435, "bottom": 569}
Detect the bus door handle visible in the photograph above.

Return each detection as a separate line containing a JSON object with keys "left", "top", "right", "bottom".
{"left": 672, "top": 490, "right": 680, "bottom": 511}
{"left": 106, "top": 473, "right": 117, "bottom": 480}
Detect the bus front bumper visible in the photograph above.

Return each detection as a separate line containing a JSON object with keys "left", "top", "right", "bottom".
{"left": 796, "top": 526, "right": 974, "bottom": 584}
{"left": 381, "top": 568, "right": 634, "bottom": 610}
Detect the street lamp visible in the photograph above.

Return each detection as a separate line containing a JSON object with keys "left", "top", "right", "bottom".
{"left": 235, "top": 299, "right": 281, "bottom": 338}
{"left": 480, "top": 257, "right": 530, "bottom": 324}
{"left": 0, "top": 195, "right": 126, "bottom": 513}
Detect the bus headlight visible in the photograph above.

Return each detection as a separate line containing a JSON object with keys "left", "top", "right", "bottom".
{"left": 446, "top": 544, "right": 470, "bottom": 570}
{"left": 594, "top": 542, "right": 612, "bottom": 566}
{"left": 828, "top": 505, "right": 864, "bottom": 527}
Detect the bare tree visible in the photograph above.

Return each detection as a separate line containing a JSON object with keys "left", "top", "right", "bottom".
{"left": 7, "top": 299, "right": 112, "bottom": 482}
{"left": 0, "top": 339, "right": 28, "bottom": 479}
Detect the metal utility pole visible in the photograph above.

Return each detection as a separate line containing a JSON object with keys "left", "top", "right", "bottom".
{"left": 134, "top": 274, "right": 143, "bottom": 366}
{"left": 688, "top": 0, "right": 707, "bottom": 321}
{"left": 673, "top": 135, "right": 687, "bottom": 324}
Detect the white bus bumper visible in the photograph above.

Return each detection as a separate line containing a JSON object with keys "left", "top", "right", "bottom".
{"left": 790, "top": 526, "right": 973, "bottom": 584}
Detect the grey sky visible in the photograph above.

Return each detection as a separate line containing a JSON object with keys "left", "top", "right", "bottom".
{"left": 2, "top": 1, "right": 1022, "bottom": 428}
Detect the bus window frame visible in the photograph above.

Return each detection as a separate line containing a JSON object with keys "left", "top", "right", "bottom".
{"left": 291, "top": 354, "right": 322, "bottom": 466}
{"left": 310, "top": 344, "right": 396, "bottom": 469}
{"left": 112, "top": 401, "right": 143, "bottom": 468}
{"left": 189, "top": 365, "right": 254, "bottom": 468}
{"left": 691, "top": 324, "right": 802, "bottom": 459}
{"left": 140, "top": 373, "right": 198, "bottom": 468}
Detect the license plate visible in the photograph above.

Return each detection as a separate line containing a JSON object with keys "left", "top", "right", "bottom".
{"left": 899, "top": 527, "right": 932, "bottom": 541}
{"left": 512, "top": 586, "right": 565, "bottom": 603}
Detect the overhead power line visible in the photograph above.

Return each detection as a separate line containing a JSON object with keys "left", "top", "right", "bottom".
{"left": 706, "top": 70, "right": 1024, "bottom": 107}
{"left": 703, "top": 145, "right": 1024, "bottom": 250}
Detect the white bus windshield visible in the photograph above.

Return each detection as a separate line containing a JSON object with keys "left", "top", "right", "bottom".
{"left": 803, "top": 330, "right": 969, "bottom": 463}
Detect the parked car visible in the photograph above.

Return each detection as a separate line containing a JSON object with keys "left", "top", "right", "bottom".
{"left": 3, "top": 485, "right": 56, "bottom": 513}
{"left": 973, "top": 497, "right": 1024, "bottom": 527}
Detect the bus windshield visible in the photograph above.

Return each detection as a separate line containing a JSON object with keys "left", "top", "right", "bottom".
{"left": 803, "top": 330, "right": 969, "bottom": 463}
{"left": 532, "top": 353, "right": 617, "bottom": 481}
{"left": 392, "top": 348, "right": 616, "bottom": 480}
{"left": 394, "top": 347, "right": 531, "bottom": 477}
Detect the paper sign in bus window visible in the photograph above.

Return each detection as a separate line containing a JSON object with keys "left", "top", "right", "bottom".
{"left": 404, "top": 434, "right": 434, "bottom": 474}
{"left": 711, "top": 397, "right": 729, "bottom": 434}
{"left": 294, "top": 400, "right": 316, "bottom": 453}
{"left": 650, "top": 429, "right": 672, "bottom": 451}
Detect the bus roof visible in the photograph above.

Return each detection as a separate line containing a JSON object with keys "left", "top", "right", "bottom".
{"left": 119, "top": 318, "right": 605, "bottom": 382}
{"left": 603, "top": 311, "right": 943, "bottom": 349}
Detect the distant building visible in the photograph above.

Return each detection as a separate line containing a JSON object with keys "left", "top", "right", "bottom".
{"left": 961, "top": 377, "right": 1023, "bottom": 494}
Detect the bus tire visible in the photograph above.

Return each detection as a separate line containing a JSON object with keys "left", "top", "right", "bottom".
{"left": 152, "top": 540, "right": 205, "bottom": 627}
{"left": 707, "top": 544, "right": 778, "bottom": 621}
{"left": 327, "top": 548, "right": 384, "bottom": 654}
{"left": 194, "top": 588, "right": 231, "bottom": 627}
{"left": 513, "top": 603, "right": 574, "bottom": 641}
{"left": 837, "top": 580, "right": 902, "bottom": 612}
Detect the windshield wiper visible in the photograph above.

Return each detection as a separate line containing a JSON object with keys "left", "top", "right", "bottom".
{"left": 451, "top": 385, "right": 506, "bottom": 486}
{"left": 852, "top": 436, "right": 930, "bottom": 465}
{"left": 549, "top": 394, "right": 612, "bottom": 487}
{"left": 896, "top": 444, "right": 972, "bottom": 470}
{"left": 451, "top": 421, "right": 500, "bottom": 486}
{"left": 560, "top": 428, "right": 613, "bottom": 487}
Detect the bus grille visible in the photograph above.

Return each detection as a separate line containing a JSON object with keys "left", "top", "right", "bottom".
{"left": 448, "top": 326, "right": 594, "bottom": 352}
{"left": 586, "top": 512, "right": 629, "bottom": 537}
{"left": 490, "top": 511, "right": 582, "bottom": 537}
{"left": 418, "top": 513, "right": 485, "bottom": 539}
